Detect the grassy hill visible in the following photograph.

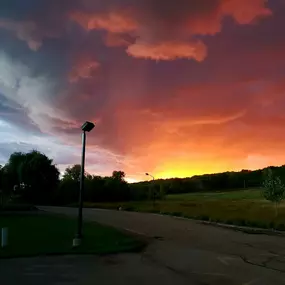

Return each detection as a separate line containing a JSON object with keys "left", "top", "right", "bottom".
{"left": 84, "top": 188, "right": 285, "bottom": 231}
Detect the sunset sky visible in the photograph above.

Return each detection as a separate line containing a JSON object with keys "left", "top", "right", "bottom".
{"left": 0, "top": 0, "right": 285, "bottom": 181}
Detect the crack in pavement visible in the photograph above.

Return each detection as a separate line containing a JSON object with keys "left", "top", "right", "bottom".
{"left": 239, "top": 255, "right": 285, "bottom": 273}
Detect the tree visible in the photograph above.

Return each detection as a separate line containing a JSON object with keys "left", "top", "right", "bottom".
{"left": 5, "top": 150, "right": 60, "bottom": 204}
{"left": 262, "top": 169, "right": 285, "bottom": 217}
{"left": 103, "top": 171, "right": 130, "bottom": 202}
{"left": 56, "top": 165, "right": 82, "bottom": 206}
{"left": 112, "top": 171, "right": 125, "bottom": 181}
{"left": 63, "top": 164, "right": 82, "bottom": 181}
{"left": 0, "top": 165, "right": 3, "bottom": 207}
{"left": 56, "top": 178, "right": 79, "bottom": 205}
{"left": 4, "top": 152, "right": 25, "bottom": 187}
{"left": 147, "top": 180, "right": 165, "bottom": 208}
{"left": 0, "top": 164, "right": 19, "bottom": 207}
{"left": 85, "top": 175, "right": 105, "bottom": 202}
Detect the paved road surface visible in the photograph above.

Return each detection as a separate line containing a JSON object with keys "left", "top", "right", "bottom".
{"left": 2, "top": 206, "right": 285, "bottom": 285}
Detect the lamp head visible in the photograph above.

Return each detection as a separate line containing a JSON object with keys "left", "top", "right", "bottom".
{"left": 81, "top": 121, "right": 95, "bottom": 132}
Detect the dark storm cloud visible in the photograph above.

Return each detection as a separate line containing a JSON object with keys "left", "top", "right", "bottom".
{"left": 0, "top": 93, "right": 43, "bottom": 134}
{"left": 0, "top": 0, "right": 78, "bottom": 24}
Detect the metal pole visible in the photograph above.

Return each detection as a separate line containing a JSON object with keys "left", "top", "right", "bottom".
{"left": 152, "top": 177, "right": 156, "bottom": 207}
{"left": 77, "top": 131, "right": 86, "bottom": 240}
{"left": 1, "top": 228, "right": 8, "bottom": 248}
{"left": 149, "top": 175, "right": 155, "bottom": 207}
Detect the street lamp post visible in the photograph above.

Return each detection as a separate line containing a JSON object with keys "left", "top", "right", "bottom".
{"left": 73, "top": 121, "right": 95, "bottom": 247}
{"left": 145, "top": 173, "right": 154, "bottom": 181}
{"left": 146, "top": 173, "right": 155, "bottom": 208}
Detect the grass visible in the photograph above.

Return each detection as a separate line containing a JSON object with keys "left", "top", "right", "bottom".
{"left": 83, "top": 188, "right": 285, "bottom": 231}
{"left": 167, "top": 189, "right": 263, "bottom": 201}
{"left": 0, "top": 213, "right": 145, "bottom": 258}
{"left": 0, "top": 203, "right": 38, "bottom": 212}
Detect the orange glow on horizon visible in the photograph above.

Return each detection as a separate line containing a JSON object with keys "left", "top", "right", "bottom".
{"left": 151, "top": 160, "right": 234, "bottom": 180}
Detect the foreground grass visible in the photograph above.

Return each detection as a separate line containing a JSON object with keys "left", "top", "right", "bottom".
{"left": 0, "top": 214, "right": 144, "bottom": 258}
{"left": 84, "top": 189, "right": 285, "bottom": 231}
{"left": 0, "top": 203, "right": 38, "bottom": 212}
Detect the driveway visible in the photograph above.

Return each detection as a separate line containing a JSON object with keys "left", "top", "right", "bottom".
{"left": 2, "top": 206, "right": 285, "bottom": 285}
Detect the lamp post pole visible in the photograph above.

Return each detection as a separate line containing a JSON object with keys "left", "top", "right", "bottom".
{"left": 77, "top": 130, "right": 86, "bottom": 240}
{"left": 147, "top": 174, "right": 154, "bottom": 181}
{"left": 73, "top": 121, "right": 94, "bottom": 247}
{"left": 146, "top": 173, "right": 155, "bottom": 208}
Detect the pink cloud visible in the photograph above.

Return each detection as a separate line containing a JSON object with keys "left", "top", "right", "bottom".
{"left": 221, "top": 0, "right": 272, "bottom": 24}
{"left": 70, "top": 0, "right": 272, "bottom": 61}
{"left": 70, "top": 10, "right": 137, "bottom": 33}
{"left": 69, "top": 60, "right": 100, "bottom": 83}
{"left": 126, "top": 40, "right": 207, "bottom": 61}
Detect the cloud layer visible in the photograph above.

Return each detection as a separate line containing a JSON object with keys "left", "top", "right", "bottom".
{"left": 70, "top": 0, "right": 271, "bottom": 61}
{"left": 1, "top": 0, "right": 284, "bottom": 181}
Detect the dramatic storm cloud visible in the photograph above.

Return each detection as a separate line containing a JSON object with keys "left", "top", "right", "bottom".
{"left": 0, "top": 0, "right": 284, "bottom": 180}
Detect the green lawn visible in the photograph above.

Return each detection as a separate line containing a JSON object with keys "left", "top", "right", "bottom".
{"left": 0, "top": 214, "right": 144, "bottom": 258}
{"left": 167, "top": 189, "right": 263, "bottom": 201}
{"left": 84, "top": 189, "right": 285, "bottom": 231}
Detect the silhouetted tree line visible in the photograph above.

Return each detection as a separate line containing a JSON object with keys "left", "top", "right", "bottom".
{"left": 140, "top": 166, "right": 285, "bottom": 195}
{"left": 56, "top": 166, "right": 132, "bottom": 205}
{"left": 1, "top": 150, "right": 285, "bottom": 206}
{"left": 0, "top": 151, "right": 162, "bottom": 206}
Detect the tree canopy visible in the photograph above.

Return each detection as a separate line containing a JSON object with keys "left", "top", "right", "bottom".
{"left": 62, "top": 164, "right": 81, "bottom": 181}
{"left": 3, "top": 150, "right": 60, "bottom": 204}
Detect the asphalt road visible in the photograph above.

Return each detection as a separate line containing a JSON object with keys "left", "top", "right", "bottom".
{"left": 3, "top": 206, "right": 285, "bottom": 285}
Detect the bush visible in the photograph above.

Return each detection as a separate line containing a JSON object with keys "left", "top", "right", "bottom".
{"left": 276, "top": 223, "right": 285, "bottom": 231}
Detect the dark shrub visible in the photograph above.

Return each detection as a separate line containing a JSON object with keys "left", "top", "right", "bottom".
{"left": 276, "top": 223, "right": 285, "bottom": 231}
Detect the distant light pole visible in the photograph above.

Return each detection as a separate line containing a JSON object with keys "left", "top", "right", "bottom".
{"left": 73, "top": 121, "right": 95, "bottom": 247}
{"left": 146, "top": 173, "right": 156, "bottom": 208}
{"left": 145, "top": 173, "right": 154, "bottom": 181}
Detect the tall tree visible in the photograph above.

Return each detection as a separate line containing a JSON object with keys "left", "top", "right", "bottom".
{"left": 112, "top": 171, "right": 125, "bottom": 181}
{"left": 5, "top": 152, "right": 26, "bottom": 188}
{"left": 5, "top": 150, "right": 60, "bottom": 204}
{"left": 0, "top": 165, "right": 3, "bottom": 187}
{"left": 63, "top": 164, "right": 82, "bottom": 181}
{"left": 262, "top": 168, "right": 285, "bottom": 217}
{"left": 0, "top": 165, "right": 3, "bottom": 207}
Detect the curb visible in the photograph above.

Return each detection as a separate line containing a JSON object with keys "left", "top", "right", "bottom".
{"left": 199, "top": 220, "right": 285, "bottom": 237}
{"left": 41, "top": 207, "right": 285, "bottom": 238}
{"left": 154, "top": 213, "right": 285, "bottom": 237}
{"left": 121, "top": 210, "right": 285, "bottom": 237}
